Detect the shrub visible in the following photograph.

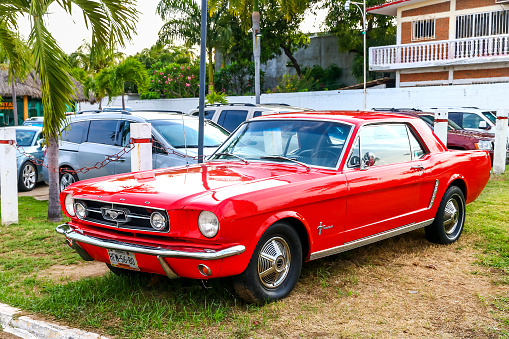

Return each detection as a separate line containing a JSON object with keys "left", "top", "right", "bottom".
{"left": 141, "top": 63, "right": 200, "bottom": 99}
{"left": 214, "top": 61, "right": 264, "bottom": 96}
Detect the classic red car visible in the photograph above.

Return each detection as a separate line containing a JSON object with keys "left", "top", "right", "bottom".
{"left": 56, "top": 111, "right": 491, "bottom": 303}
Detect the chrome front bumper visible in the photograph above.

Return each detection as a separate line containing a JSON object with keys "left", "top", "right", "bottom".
{"left": 56, "top": 223, "right": 246, "bottom": 279}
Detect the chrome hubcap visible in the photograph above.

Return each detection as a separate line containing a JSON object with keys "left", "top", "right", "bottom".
{"left": 60, "top": 173, "right": 75, "bottom": 192}
{"left": 443, "top": 195, "right": 461, "bottom": 236}
{"left": 22, "top": 164, "right": 36, "bottom": 189}
{"left": 258, "top": 237, "right": 291, "bottom": 288}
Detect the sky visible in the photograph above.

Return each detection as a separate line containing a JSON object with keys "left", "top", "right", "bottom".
{"left": 17, "top": 0, "right": 326, "bottom": 56}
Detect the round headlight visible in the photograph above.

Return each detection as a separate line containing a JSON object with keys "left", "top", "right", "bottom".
{"left": 150, "top": 212, "right": 167, "bottom": 231}
{"left": 64, "top": 194, "right": 75, "bottom": 217}
{"left": 74, "top": 202, "right": 87, "bottom": 220}
{"left": 198, "top": 211, "right": 219, "bottom": 238}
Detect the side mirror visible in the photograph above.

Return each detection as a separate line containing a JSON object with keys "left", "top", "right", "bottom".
{"left": 361, "top": 152, "right": 376, "bottom": 170}
{"left": 479, "top": 121, "right": 488, "bottom": 129}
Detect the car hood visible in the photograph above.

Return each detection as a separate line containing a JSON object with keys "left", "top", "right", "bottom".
{"left": 65, "top": 161, "right": 314, "bottom": 210}
{"left": 450, "top": 129, "right": 494, "bottom": 139}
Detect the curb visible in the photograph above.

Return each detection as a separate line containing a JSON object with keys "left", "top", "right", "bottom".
{"left": 0, "top": 303, "right": 108, "bottom": 339}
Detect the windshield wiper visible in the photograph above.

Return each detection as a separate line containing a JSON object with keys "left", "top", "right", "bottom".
{"left": 260, "top": 155, "right": 310, "bottom": 170}
{"left": 215, "top": 152, "right": 249, "bottom": 164}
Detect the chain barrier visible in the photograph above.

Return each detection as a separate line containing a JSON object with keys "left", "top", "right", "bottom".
{"left": 12, "top": 138, "right": 208, "bottom": 175}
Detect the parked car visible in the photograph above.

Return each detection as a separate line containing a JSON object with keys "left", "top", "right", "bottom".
{"left": 56, "top": 111, "right": 491, "bottom": 303}
{"left": 373, "top": 108, "right": 509, "bottom": 164}
{"left": 188, "top": 103, "right": 312, "bottom": 132}
{"left": 22, "top": 117, "right": 44, "bottom": 127}
{"left": 420, "top": 107, "right": 501, "bottom": 134}
{"left": 0, "top": 126, "right": 44, "bottom": 191}
{"left": 42, "top": 110, "right": 229, "bottom": 191}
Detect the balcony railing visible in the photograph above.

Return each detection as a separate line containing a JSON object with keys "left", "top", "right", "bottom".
{"left": 370, "top": 35, "right": 509, "bottom": 71}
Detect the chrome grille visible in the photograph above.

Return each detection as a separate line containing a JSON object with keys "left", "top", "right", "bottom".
{"left": 75, "top": 199, "right": 169, "bottom": 233}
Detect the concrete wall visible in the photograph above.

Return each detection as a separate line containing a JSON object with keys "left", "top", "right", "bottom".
{"left": 215, "top": 35, "right": 359, "bottom": 91}
{"left": 79, "top": 83, "right": 509, "bottom": 113}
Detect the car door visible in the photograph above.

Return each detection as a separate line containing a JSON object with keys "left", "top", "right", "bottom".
{"left": 78, "top": 119, "right": 123, "bottom": 180}
{"left": 343, "top": 123, "right": 427, "bottom": 242}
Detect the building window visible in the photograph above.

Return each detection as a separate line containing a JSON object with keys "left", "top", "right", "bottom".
{"left": 456, "top": 9, "right": 509, "bottom": 39}
{"left": 412, "top": 19, "right": 436, "bottom": 41}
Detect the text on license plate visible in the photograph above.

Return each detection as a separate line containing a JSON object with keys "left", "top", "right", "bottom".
{"left": 107, "top": 249, "right": 140, "bottom": 271}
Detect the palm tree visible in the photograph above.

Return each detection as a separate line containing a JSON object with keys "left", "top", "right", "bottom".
{"left": 0, "top": 0, "right": 138, "bottom": 222}
{"left": 210, "top": 0, "right": 308, "bottom": 103}
{"left": 157, "top": 0, "right": 232, "bottom": 93}
{"left": 0, "top": 24, "right": 32, "bottom": 126}
{"left": 111, "top": 57, "right": 149, "bottom": 109}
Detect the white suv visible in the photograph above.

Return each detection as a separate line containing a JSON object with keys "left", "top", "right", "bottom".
{"left": 188, "top": 103, "right": 312, "bottom": 132}
{"left": 421, "top": 107, "right": 498, "bottom": 133}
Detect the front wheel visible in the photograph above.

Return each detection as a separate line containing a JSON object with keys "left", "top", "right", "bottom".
{"left": 18, "top": 161, "right": 37, "bottom": 191}
{"left": 59, "top": 168, "right": 78, "bottom": 192}
{"left": 425, "top": 186, "right": 465, "bottom": 244}
{"left": 233, "top": 222, "right": 302, "bottom": 304}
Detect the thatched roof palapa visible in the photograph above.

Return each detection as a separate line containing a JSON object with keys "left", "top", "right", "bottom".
{"left": 0, "top": 69, "right": 94, "bottom": 103}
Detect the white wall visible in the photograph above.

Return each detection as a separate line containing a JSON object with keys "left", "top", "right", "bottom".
{"left": 78, "top": 83, "right": 509, "bottom": 113}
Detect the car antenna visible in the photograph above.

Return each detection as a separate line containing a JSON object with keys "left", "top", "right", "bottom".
{"left": 181, "top": 113, "right": 189, "bottom": 167}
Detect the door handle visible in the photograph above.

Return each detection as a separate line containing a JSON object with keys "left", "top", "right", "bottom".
{"left": 105, "top": 156, "right": 125, "bottom": 162}
{"left": 411, "top": 165, "right": 424, "bottom": 171}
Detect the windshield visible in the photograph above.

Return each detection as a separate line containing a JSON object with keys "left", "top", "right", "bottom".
{"left": 149, "top": 119, "right": 229, "bottom": 148}
{"left": 15, "top": 130, "right": 36, "bottom": 146}
{"left": 482, "top": 111, "right": 496, "bottom": 124}
{"left": 419, "top": 114, "right": 461, "bottom": 131}
{"left": 211, "top": 119, "right": 352, "bottom": 168}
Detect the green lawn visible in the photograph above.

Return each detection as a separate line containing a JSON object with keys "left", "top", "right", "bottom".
{"left": 0, "top": 168, "right": 508, "bottom": 338}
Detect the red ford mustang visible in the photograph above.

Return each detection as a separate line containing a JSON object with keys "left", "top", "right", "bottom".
{"left": 56, "top": 111, "right": 491, "bottom": 303}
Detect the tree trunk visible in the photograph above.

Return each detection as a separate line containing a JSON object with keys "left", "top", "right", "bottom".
{"left": 98, "top": 99, "right": 102, "bottom": 110}
{"left": 208, "top": 49, "right": 214, "bottom": 93}
{"left": 280, "top": 45, "right": 302, "bottom": 76}
{"left": 47, "top": 135, "right": 62, "bottom": 222}
{"left": 121, "top": 93, "right": 125, "bottom": 110}
{"left": 252, "top": 10, "right": 261, "bottom": 104}
{"left": 11, "top": 81, "right": 18, "bottom": 126}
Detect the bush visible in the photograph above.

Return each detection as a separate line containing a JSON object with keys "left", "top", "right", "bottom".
{"left": 206, "top": 90, "right": 228, "bottom": 105}
{"left": 141, "top": 63, "right": 200, "bottom": 99}
{"left": 214, "top": 61, "right": 264, "bottom": 96}
{"left": 270, "top": 64, "right": 344, "bottom": 93}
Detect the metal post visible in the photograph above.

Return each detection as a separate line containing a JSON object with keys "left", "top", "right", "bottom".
{"left": 434, "top": 110, "right": 449, "bottom": 146}
{"left": 197, "top": 0, "right": 207, "bottom": 163}
{"left": 0, "top": 128, "right": 18, "bottom": 225}
{"left": 130, "top": 123, "right": 153, "bottom": 172}
{"left": 493, "top": 108, "right": 508, "bottom": 174}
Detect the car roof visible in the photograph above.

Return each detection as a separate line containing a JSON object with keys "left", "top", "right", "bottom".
{"left": 9, "top": 126, "right": 42, "bottom": 132}
{"left": 250, "top": 110, "right": 424, "bottom": 126}
{"left": 67, "top": 110, "right": 193, "bottom": 122}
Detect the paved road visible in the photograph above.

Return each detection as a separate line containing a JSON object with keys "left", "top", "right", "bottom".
{"left": 18, "top": 183, "right": 49, "bottom": 200}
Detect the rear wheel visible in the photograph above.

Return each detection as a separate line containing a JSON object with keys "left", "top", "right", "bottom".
{"left": 18, "top": 161, "right": 37, "bottom": 191}
{"left": 59, "top": 168, "right": 78, "bottom": 192}
{"left": 233, "top": 222, "right": 302, "bottom": 304}
{"left": 425, "top": 186, "right": 465, "bottom": 244}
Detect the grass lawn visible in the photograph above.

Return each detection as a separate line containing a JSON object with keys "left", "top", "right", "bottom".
{"left": 0, "top": 168, "right": 508, "bottom": 338}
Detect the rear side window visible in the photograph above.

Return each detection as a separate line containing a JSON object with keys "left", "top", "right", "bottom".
{"left": 86, "top": 120, "right": 119, "bottom": 146}
{"left": 253, "top": 111, "right": 263, "bottom": 118}
{"left": 62, "top": 121, "right": 88, "bottom": 144}
{"left": 217, "top": 110, "right": 249, "bottom": 132}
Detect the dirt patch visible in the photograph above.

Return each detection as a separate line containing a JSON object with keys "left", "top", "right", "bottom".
{"left": 37, "top": 261, "right": 109, "bottom": 283}
{"left": 205, "top": 230, "right": 508, "bottom": 338}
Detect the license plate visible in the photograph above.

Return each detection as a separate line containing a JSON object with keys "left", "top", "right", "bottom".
{"left": 107, "top": 249, "right": 140, "bottom": 271}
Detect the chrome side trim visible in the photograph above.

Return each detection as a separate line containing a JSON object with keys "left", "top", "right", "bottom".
{"left": 56, "top": 223, "right": 245, "bottom": 260}
{"left": 157, "top": 256, "right": 179, "bottom": 279}
{"left": 428, "top": 179, "right": 439, "bottom": 209}
{"left": 309, "top": 218, "right": 434, "bottom": 261}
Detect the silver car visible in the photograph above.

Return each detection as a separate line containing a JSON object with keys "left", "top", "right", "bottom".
{"left": 0, "top": 126, "right": 44, "bottom": 191}
{"left": 42, "top": 110, "right": 229, "bottom": 190}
